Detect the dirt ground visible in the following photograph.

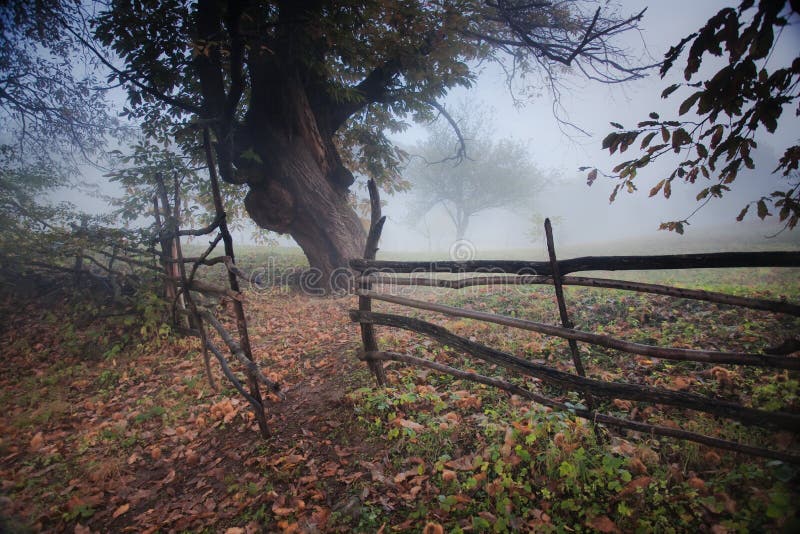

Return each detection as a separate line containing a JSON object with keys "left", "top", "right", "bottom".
{"left": 0, "top": 291, "right": 396, "bottom": 533}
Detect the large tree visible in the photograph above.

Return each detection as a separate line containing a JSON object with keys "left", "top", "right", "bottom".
{"left": 590, "top": 0, "right": 800, "bottom": 234}
{"left": 91, "top": 0, "right": 646, "bottom": 287}
{"left": 406, "top": 104, "right": 547, "bottom": 241}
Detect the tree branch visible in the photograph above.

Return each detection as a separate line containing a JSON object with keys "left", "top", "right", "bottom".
{"left": 63, "top": 25, "right": 200, "bottom": 114}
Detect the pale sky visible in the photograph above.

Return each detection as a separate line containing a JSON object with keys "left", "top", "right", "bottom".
{"left": 379, "top": 0, "right": 800, "bottom": 252}
{"left": 56, "top": 1, "right": 800, "bottom": 253}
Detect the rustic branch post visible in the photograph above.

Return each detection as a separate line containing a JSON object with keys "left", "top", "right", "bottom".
{"left": 72, "top": 218, "right": 87, "bottom": 287}
{"left": 153, "top": 193, "right": 179, "bottom": 303}
{"left": 203, "top": 127, "right": 270, "bottom": 438}
{"left": 359, "top": 179, "right": 387, "bottom": 386}
{"left": 544, "top": 219, "right": 596, "bottom": 416}
{"left": 544, "top": 218, "right": 587, "bottom": 377}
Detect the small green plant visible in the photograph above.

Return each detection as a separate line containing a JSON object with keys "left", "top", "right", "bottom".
{"left": 134, "top": 405, "right": 166, "bottom": 424}
{"left": 62, "top": 503, "right": 95, "bottom": 522}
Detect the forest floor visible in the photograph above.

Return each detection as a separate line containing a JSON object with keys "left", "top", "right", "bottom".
{"left": 1, "top": 268, "right": 799, "bottom": 532}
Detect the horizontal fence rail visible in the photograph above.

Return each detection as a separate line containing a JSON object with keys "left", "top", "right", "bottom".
{"left": 362, "top": 273, "right": 800, "bottom": 317}
{"left": 357, "top": 290, "right": 800, "bottom": 370}
{"left": 351, "top": 310, "right": 800, "bottom": 432}
{"left": 358, "top": 350, "right": 800, "bottom": 464}
{"left": 351, "top": 182, "right": 800, "bottom": 464}
{"left": 350, "top": 250, "right": 800, "bottom": 275}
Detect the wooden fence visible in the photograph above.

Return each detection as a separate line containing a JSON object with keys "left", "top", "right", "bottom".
{"left": 40, "top": 128, "right": 282, "bottom": 438}
{"left": 350, "top": 180, "right": 800, "bottom": 464}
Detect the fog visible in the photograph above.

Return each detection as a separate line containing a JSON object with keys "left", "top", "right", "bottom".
{"left": 56, "top": 0, "right": 800, "bottom": 255}
{"left": 377, "top": 0, "right": 800, "bottom": 255}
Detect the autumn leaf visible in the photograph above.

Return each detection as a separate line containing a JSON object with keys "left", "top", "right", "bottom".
{"left": 112, "top": 503, "right": 130, "bottom": 519}
{"left": 29, "top": 431, "right": 44, "bottom": 452}
{"left": 394, "top": 467, "right": 422, "bottom": 484}
{"left": 445, "top": 454, "right": 477, "bottom": 471}
{"left": 587, "top": 515, "right": 620, "bottom": 533}
{"left": 395, "top": 418, "right": 424, "bottom": 432}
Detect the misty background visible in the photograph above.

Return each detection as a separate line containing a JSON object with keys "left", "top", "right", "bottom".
{"left": 57, "top": 0, "right": 800, "bottom": 255}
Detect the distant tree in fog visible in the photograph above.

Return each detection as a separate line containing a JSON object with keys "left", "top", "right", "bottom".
{"left": 405, "top": 104, "right": 548, "bottom": 241}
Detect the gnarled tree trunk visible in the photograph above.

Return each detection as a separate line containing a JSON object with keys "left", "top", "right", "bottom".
{"left": 234, "top": 68, "right": 366, "bottom": 293}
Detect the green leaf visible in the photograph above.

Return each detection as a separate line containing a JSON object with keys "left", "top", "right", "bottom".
{"left": 610, "top": 122, "right": 624, "bottom": 129}
{"left": 239, "top": 148, "right": 263, "bottom": 164}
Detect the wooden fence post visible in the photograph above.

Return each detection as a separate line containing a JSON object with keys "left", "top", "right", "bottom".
{"left": 72, "top": 218, "right": 87, "bottom": 287}
{"left": 153, "top": 193, "right": 178, "bottom": 303}
{"left": 544, "top": 218, "right": 587, "bottom": 378}
{"left": 203, "top": 127, "right": 270, "bottom": 438}
{"left": 360, "top": 179, "right": 387, "bottom": 386}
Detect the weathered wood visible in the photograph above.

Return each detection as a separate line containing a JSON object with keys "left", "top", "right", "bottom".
{"left": 183, "top": 279, "right": 243, "bottom": 300}
{"left": 204, "top": 126, "right": 269, "bottom": 438}
{"left": 362, "top": 272, "right": 800, "bottom": 316}
{"left": 360, "top": 350, "right": 800, "bottom": 464}
{"left": 564, "top": 276, "right": 800, "bottom": 317}
{"left": 164, "top": 175, "right": 213, "bottom": 388}
{"left": 94, "top": 249, "right": 163, "bottom": 273}
{"left": 365, "top": 272, "right": 550, "bottom": 289}
{"left": 350, "top": 310, "right": 800, "bottom": 431}
{"left": 359, "top": 178, "right": 388, "bottom": 386}
{"left": 177, "top": 214, "right": 223, "bottom": 237}
{"left": 358, "top": 290, "right": 800, "bottom": 370}
{"left": 545, "top": 218, "right": 585, "bottom": 377}
{"left": 223, "top": 256, "right": 250, "bottom": 282}
{"left": 204, "top": 339, "right": 266, "bottom": 432}
{"left": 166, "top": 255, "right": 226, "bottom": 266}
{"left": 351, "top": 251, "right": 800, "bottom": 274}
{"left": 188, "top": 233, "right": 223, "bottom": 285}
{"left": 200, "top": 310, "right": 284, "bottom": 398}
{"left": 153, "top": 187, "right": 180, "bottom": 302}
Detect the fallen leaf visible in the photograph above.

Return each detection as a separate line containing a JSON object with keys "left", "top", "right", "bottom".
{"left": 587, "top": 515, "right": 619, "bottom": 533}
{"left": 394, "top": 467, "right": 421, "bottom": 484}
{"left": 445, "top": 454, "right": 476, "bottom": 471}
{"left": 423, "top": 522, "right": 443, "bottom": 534}
{"left": 688, "top": 477, "right": 706, "bottom": 490}
{"left": 112, "top": 503, "right": 130, "bottom": 519}
{"left": 619, "top": 476, "right": 652, "bottom": 497}
{"left": 441, "top": 469, "right": 457, "bottom": 482}
{"left": 29, "top": 431, "right": 44, "bottom": 452}
{"left": 395, "top": 418, "right": 424, "bottom": 432}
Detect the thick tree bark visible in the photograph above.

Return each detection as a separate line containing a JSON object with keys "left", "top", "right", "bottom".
{"left": 192, "top": 1, "right": 368, "bottom": 293}
{"left": 236, "top": 66, "right": 366, "bottom": 292}
{"left": 241, "top": 134, "right": 366, "bottom": 292}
